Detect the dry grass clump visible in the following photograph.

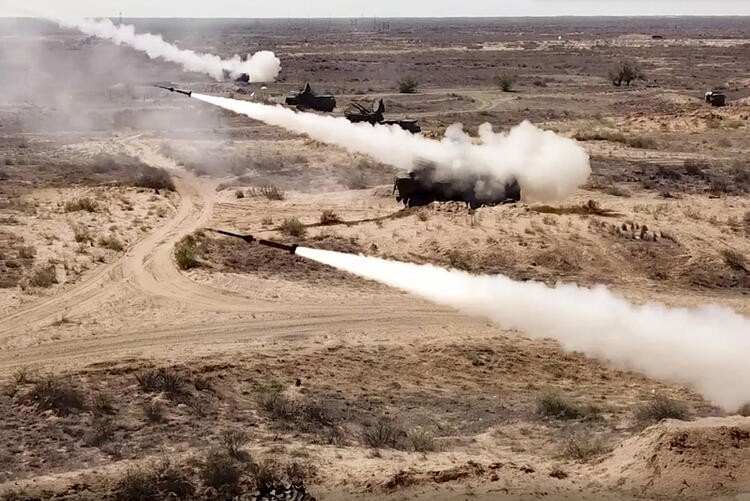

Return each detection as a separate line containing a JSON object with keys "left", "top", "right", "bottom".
{"left": 494, "top": 74, "right": 516, "bottom": 92}
{"left": 535, "top": 390, "right": 601, "bottom": 421}
{"left": 26, "top": 377, "right": 86, "bottom": 416}
{"left": 574, "top": 129, "right": 656, "bottom": 149}
{"left": 721, "top": 249, "right": 748, "bottom": 272}
{"left": 248, "top": 184, "right": 285, "bottom": 201}
{"left": 71, "top": 224, "right": 93, "bottom": 244}
{"left": 17, "top": 245, "right": 36, "bottom": 259}
{"left": 635, "top": 395, "right": 691, "bottom": 425}
{"left": 397, "top": 76, "right": 419, "bottom": 94}
{"left": 26, "top": 263, "right": 57, "bottom": 288}
{"left": 234, "top": 189, "right": 245, "bottom": 199}
{"left": 113, "top": 461, "right": 194, "bottom": 501}
{"left": 362, "top": 418, "right": 406, "bottom": 449}
{"left": 738, "top": 403, "right": 750, "bottom": 417}
{"left": 279, "top": 217, "right": 306, "bottom": 238}
{"left": 135, "top": 368, "right": 189, "bottom": 400}
{"left": 134, "top": 166, "right": 175, "bottom": 191}
{"left": 561, "top": 433, "right": 609, "bottom": 461}
{"left": 143, "top": 401, "right": 166, "bottom": 423}
{"left": 98, "top": 235, "right": 124, "bottom": 252}
{"left": 174, "top": 235, "right": 200, "bottom": 270}
{"left": 319, "top": 210, "right": 342, "bottom": 226}
{"left": 64, "top": 197, "right": 98, "bottom": 213}
{"left": 200, "top": 448, "right": 243, "bottom": 495}
{"left": 534, "top": 200, "right": 618, "bottom": 217}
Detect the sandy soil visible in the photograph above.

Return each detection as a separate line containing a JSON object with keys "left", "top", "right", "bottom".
{"left": 0, "top": 16, "right": 749, "bottom": 501}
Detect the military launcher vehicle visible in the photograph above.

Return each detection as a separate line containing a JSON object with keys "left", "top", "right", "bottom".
{"left": 705, "top": 91, "right": 726, "bottom": 107}
{"left": 345, "top": 99, "right": 421, "bottom": 134}
{"left": 393, "top": 161, "right": 520, "bottom": 209}
{"left": 285, "top": 83, "right": 336, "bottom": 112}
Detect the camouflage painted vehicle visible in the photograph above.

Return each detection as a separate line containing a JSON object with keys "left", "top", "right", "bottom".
{"left": 345, "top": 99, "right": 421, "bottom": 134}
{"left": 285, "top": 83, "right": 336, "bottom": 112}
{"left": 393, "top": 161, "right": 520, "bottom": 209}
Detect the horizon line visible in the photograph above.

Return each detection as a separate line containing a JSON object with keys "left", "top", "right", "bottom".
{"left": 3, "top": 14, "right": 750, "bottom": 20}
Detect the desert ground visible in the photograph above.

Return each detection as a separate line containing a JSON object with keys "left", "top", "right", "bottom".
{"left": 0, "top": 16, "right": 749, "bottom": 501}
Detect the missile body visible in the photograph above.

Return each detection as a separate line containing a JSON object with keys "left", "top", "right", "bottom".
{"left": 207, "top": 229, "right": 298, "bottom": 254}
{"left": 154, "top": 85, "right": 193, "bottom": 97}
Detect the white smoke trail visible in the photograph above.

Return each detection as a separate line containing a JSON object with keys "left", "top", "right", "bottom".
{"left": 295, "top": 247, "right": 750, "bottom": 410}
{"left": 192, "top": 93, "right": 590, "bottom": 202}
{"left": 51, "top": 16, "right": 280, "bottom": 81}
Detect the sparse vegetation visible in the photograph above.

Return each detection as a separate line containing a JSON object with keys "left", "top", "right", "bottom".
{"left": 249, "top": 184, "right": 285, "bottom": 201}
{"left": 98, "top": 235, "right": 124, "bottom": 252}
{"left": 113, "top": 461, "right": 194, "bottom": 501}
{"left": 574, "top": 129, "right": 656, "bottom": 149}
{"left": 26, "top": 377, "right": 86, "bottom": 416}
{"left": 397, "top": 76, "right": 419, "bottom": 94}
{"left": 18, "top": 245, "right": 36, "bottom": 259}
{"left": 84, "top": 416, "right": 116, "bottom": 446}
{"left": 134, "top": 166, "right": 175, "bottom": 191}
{"left": 363, "top": 418, "right": 405, "bottom": 449}
{"left": 279, "top": 217, "right": 306, "bottom": 238}
{"left": 738, "top": 403, "right": 750, "bottom": 417}
{"left": 608, "top": 60, "right": 645, "bottom": 87}
{"left": 174, "top": 235, "right": 200, "bottom": 270}
{"left": 64, "top": 197, "right": 98, "bottom": 213}
{"left": 234, "top": 189, "right": 245, "bottom": 199}
{"left": 561, "top": 433, "right": 609, "bottom": 461}
{"left": 220, "top": 429, "right": 250, "bottom": 460}
{"left": 635, "top": 395, "right": 691, "bottom": 425}
{"left": 71, "top": 224, "right": 93, "bottom": 244}
{"left": 536, "top": 390, "right": 584, "bottom": 420}
{"left": 27, "top": 263, "right": 57, "bottom": 288}
{"left": 135, "top": 368, "right": 188, "bottom": 400}
{"left": 320, "top": 210, "right": 342, "bottom": 226}
{"left": 721, "top": 249, "right": 747, "bottom": 271}
{"left": 534, "top": 200, "right": 618, "bottom": 217}
{"left": 143, "top": 401, "right": 166, "bottom": 423}
{"left": 494, "top": 74, "right": 516, "bottom": 92}
{"left": 200, "top": 448, "right": 242, "bottom": 495}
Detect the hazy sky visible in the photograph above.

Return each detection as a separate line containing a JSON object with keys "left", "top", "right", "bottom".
{"left": 2, "top": 0, "right": 749, "bottom": 18}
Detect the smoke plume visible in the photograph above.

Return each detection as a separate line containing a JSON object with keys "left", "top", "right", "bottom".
{"left": 50, "top": 16, "right": 280, "bottom": 81}
{"left": 192, "top": 93, "right": 590, "bottom": 202}
{"left": 295, "top": 247, "right": 750, "bottom": 410}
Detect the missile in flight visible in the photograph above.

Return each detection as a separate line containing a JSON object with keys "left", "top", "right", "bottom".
{"left": 154, "top": 85, "right": 193, "bottom": 97}
{"left": 207, "top": 229, "right": 298, "bottom": 254}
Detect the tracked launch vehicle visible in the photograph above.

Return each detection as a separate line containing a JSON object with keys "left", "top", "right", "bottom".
{"left": 345, "top": 99, "right": 421, "bottom": 134}
{"left": 285, "top": 83, "right": 336, "bottom": 112}
{"left": 394, "top": 161, "right": 521, "bottom": 209}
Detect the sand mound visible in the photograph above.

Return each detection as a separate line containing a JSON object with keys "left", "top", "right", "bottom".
{"left": 600, "top": 417, "right": 750, "bottom": 499}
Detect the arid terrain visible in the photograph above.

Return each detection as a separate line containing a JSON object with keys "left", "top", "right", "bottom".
{"left": 0, "top": 16, "right": 749, "bottom": 501}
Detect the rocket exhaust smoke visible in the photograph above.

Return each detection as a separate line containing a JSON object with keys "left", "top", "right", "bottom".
{"left": 295, "top": 247, "right": 750, "bottom": 410}
{"left": 50, "top": 16, "right": 280, "bottom": 81}
{"left": 192, "top": 93, "right": 590, "bottom": 202}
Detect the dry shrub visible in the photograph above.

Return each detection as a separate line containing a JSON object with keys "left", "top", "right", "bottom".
{"left": 114, "top": 461, "right": 194, "bottom": 501}
{"left": 84, "top": 416, "right": 116, "bottom": 446}
{"left": 27, "top": 263, "right": 57, "bottom": 288}
{"left": 249, "top": 184, "right": 285, "bottom": 200}
{"left": 134, "top": 166, "right": 175, "bottom": 191}
{"left": 98, "top": 235, "right": 124, "bottom": 252}
{"left": 72, "top": 224, "right": 93, "bottom": 244}
{"left": 143, "top": 401, "right": 166, "bottom": 423}
{"left": 174, "top": 235, "right": 200, "bottom": 270}
{"left": 600, "top": 185, "right": 631, "bottom": 198}
{"left": 362, "top": 418, "right": 406, "bottom": 449}
{"left": 407, "top": 428, "right": 436, "bottom": 452}
{"left": 635, "top": 395, "right": 691, "bottom": 425}
{"left": 135, "top": 368, "right": 188, "bottom": 400}
{"left": 279, "top": 217, "right": 306, "bottom": 238}
{"left": 27, "top": 377, "right": 85, "bottom": 416}
{"left": 234, "top": 189, "right": 245, "bottom": 199}
{"left": 92, "top": 392, "right": 116, "bottom": 416}
{"left": 18, "top": 245, "right": 36, "bottom": 259}
{"left": 534, "top": 200, "right": 617, "bottom": 217}
{"left": 536, "top": 390, "right": 583, "bottom": 420}
{"left": 721, "top": 249, "right": 747, "bottom": 271}
{"left": 220, "top": 429, "right": 250, "bottom": 460}
{"left": 684, "top": 158, "right": 709, "bottom": 176}
{"left": 397, "top": 76, "right": 418, "bottom": 94}
{"left": 494, "top": 74, "right": 516, "bottom": 92}
{"left": 562, "top": 433, "right": 609, "bottom": 461}
{"left": 200, "top": 448, "right": 242, "bottom": 495}
{"left": 319, "top": 210, "right": 342, "bottom": 226}
{"left": 738, "top": 403, "right": 750, "bottom": 417}
{"left": 64, "top": 197, "right": 98, "bottom": 213}
{"left": 258, "top": 390, "right": 295, "bottom": 421}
